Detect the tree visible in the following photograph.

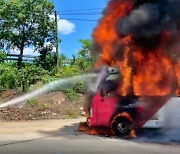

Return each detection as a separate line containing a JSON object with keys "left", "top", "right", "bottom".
{"left": 0, "top": 0, "right": 56, "bottom": 69}
{"left": 76, "top": 39, "right": 95, "bottom": 72}
{"left": 70, "top": 54, "right": 77, "bottom": 66}
{"left": 38, "top": 43, "right": 54, "bottom": 62}
{"left": 59, "top": 53, "right": 68, "bottom": 67}
{"left": 34, "top": 52, "right": 57, "bottom": 72}
{"left": 0, "top": 50, "right": 6, "bottom": 63}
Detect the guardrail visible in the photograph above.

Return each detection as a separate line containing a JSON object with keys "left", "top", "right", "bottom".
{"left": 5, "top": 54, "right": 37, "bottom": 62}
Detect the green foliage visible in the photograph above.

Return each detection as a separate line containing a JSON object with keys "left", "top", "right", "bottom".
{"left": 73, "top": 39, "right": 95, "bottom": 72}
{"left": 0, "top": 50, "right": 7, "bottom": 63}
{"left": 63, "top": 88, "right": 78, "bottom": 101}
{"left": 73, "top": 82, "right": 86, "bottom": 94}
{"left": 35, "top": 53, "right": 69, "bottom": 75}
{"left": 34, "top": 52, "right": 57, "bottom": 71}
{"left": 27, "top": 99, "right": 39, "bottom": 107}
{"left": 58, "top": 66, "right": 82, "bottom": 78}
{"left": 0, "top": 63, "right": 17, "bottom": 89}
{"left": 16, "top": 64, "right": 48, "bottom": 92}
{"left": 0, "top": 62, "right": 48, "bottom": 91}
{"left": 59, "top": 53, "right": 68, "bottom": 67}
{"left": 79, "top": 39, "right": 92, "bottom": 50}
{"left": 0, "top": 38, "right": 94, "bottom": 97}
{"left": 42, "top": 75, "right": 57, "bottom": 83}
{"left": 0, "top": 0, "right": 56, "bottom": 68}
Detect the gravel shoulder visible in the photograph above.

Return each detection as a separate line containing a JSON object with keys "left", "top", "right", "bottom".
{"left": 0, "top": 90, "right": 86, "bottom": 121}
{"left": 0, "top": 118, "right": 86, "bottom": 142}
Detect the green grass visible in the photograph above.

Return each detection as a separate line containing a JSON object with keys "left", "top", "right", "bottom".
{"left": 27, "top": 99, "right": 39, "bottom": 107}
{"left": 63, "top": 88, "right": 78, "bottom": 101}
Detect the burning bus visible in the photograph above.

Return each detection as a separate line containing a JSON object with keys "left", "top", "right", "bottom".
{"left": 79, "top": 67, "right": 173, "bottom": 137}
{"left": 79, "top": 0, "right": 180, "bottom": 137}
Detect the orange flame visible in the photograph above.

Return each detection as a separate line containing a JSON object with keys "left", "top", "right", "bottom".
{"left": 133, "top": 49, "right": 175, "bottom": 96}
{"left": 175, "top": 64, "right": 180, "bottom": 96}
{"left": 93, "top": 0, "right": 133, "bottom": 65}
{"left": 93, "top": 0, "right": 177, "bottom": 96}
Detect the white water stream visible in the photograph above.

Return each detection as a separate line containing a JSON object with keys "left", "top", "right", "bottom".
{"left": 0, "top": 73, "right": 98, "bottom": 108}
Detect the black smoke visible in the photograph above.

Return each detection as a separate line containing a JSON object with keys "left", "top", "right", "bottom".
{"left": 117, "top": 0, "right": 180, "bottom": 38}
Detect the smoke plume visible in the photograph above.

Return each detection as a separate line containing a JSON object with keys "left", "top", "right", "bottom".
{"left": 117, "top": 0, "right": 180, "bottom": 38}
{"left": 92, "top": 0, "right": 180, "bottom": 127}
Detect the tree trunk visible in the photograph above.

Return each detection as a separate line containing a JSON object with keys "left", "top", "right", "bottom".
{"left": 18, "top": 47, "right": 24, "bottom": 69}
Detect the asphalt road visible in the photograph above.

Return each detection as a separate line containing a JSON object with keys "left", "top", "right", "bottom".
{"left": 0, "top": 118, "right": 180, "bottom": 154}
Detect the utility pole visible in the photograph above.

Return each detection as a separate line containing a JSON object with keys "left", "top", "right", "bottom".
{"left": 54, "top": 10, "right": 59, "bottom": 69}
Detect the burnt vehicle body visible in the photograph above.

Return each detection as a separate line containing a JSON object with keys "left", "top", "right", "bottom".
{"left": 84, "top": 67, "right": 170, "bottom": 137}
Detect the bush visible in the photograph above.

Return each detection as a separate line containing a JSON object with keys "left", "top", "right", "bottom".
{"left": 63, "top": 88, "right": 78, "bottom": 101}
{"left": 42, "top": 75, "right": 55, "bottom": 84}
{"left": 0, "top": 50, "right": 7, "bottom": 63}
{"left": 0, "top": 63, "right": 17, "bottom": 89}
{"left": 57, "top": 66, "right": 82, "bottom": 78}
{"left": 34, "top": 53, "right": 57, "bottom": 72}
{"left": 27, "top": 99, "right": 39, "bottom": 107}
{"left": 73, "top": 81, "right": 86, "bottom": 94}
{"left": 0, "top": 39, "right": 94, "bottom": 94}
{"left": 0, "top": 63, "right": 50, "bottom": 92}
{"left": 16, "top": 64, "right": 48, "bottom": 92}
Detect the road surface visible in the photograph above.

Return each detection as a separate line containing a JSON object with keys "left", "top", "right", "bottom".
{"left": 0, "top": 118, "right": 180, "bottom": 154}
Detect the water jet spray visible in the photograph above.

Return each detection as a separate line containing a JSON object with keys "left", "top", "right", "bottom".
{"left": 0, "top": 73, "right": 98, "bottom": 109}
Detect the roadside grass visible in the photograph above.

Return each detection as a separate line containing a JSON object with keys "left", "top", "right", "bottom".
{"left": 27, "top": 99, "right": 39, "bottom": 107}
{"left": 63, "top": 88, "right": 78, "bottom": 101}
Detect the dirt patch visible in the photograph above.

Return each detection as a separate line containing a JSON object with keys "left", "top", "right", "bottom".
{"left": 0, "top": 89, "right": 20, "bottom": 103}
{"left": 0, "top": 90, "right": 86, "bottom": 121}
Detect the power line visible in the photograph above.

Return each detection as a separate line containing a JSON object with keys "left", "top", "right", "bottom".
{"left": 56, "top": 11, "right": 100, "bottom": 22}
{"left": 61, "top": 18, "right": 99, "bottom": 21}
{"left": 58, "top": 11, "right": 102, "bottom": 14}
{"left": 57, "top": 11, "right": 102, "bottom": 17}
{"left": 57, "top": 8, "right": 104, "bottom": 12}
{"left": 59, "top": 13, "right": 102, "bottom": 16}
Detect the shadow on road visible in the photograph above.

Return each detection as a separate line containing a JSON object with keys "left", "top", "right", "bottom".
{"left": 38, "top": 122, "right": 180, "bottom": 144}
{"left": 133, "top": 128, "right": 180, "bottom": 145}
{"left": 38, "top": 122, "right": 93, "bottom": 140}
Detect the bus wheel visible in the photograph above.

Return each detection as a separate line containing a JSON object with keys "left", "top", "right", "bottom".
{"left": 111, "top": 116, "right": 133, "bottom": 137}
